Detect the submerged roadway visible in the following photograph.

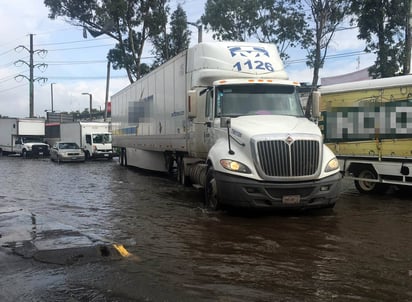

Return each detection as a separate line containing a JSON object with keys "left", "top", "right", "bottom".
{"left": 0, "top": 155, "right": 411, "bottom": 301}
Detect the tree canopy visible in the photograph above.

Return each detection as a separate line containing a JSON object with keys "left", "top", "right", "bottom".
{"left": 201, "top": 0, "right": 310, "bottom": 61}
{"left": 44, "top": 0, "right": 170, "bottom": 83}
{"left": 44, "top": 0, "right": 411, "bottom": 87}
{"left": 350, "top": 0, "right": 408, "bottom": 78}
{"left": 150, "top": 4, "right": 191, "bottom": 67}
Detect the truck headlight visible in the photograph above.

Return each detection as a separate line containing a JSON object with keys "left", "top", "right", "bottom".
{"left": 325, "top": 157, "right": 339, "bottom": 172}
{"left": 220, "top": 159, "right": 251, "bottom": 173}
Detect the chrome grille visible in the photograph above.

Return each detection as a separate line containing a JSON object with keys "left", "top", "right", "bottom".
{"left": 256, "top": 139, "right": 320, "bottom": 177}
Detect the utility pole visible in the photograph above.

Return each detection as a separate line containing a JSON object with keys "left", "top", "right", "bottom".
{"left": 50, "top": 82, "right": 56, "bottom": 113}
{"left": 104, "top": 61, "right": 111, "bottom": 122}
{"left": 15, "top": 34, "right": 48, "bottom": 118}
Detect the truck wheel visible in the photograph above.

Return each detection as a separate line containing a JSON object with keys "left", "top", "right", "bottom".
{"left": 177, "top": 157, "right": 190, "bottom": 186}
{"left": 205, "top": 167, "right": 220, "bottom": 210}
{"left": 354, "top": 168, "right": 388, "bottom": 194}
{"left": 22, "top": 149, "right": 27, "bottom": 158}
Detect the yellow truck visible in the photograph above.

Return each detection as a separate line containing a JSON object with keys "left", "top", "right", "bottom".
{"left": 319, "top": 75, "right": 412, "bottom": 193}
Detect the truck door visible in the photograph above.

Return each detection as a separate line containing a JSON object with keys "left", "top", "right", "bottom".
{"left": 203, "top": 89, "right": 215, "bottom": 149}
{"left": 188, "top": 89, "right": 214, "bottom": 157}
{"left": 14, "top": 137, "right": 23, "bottom": 153}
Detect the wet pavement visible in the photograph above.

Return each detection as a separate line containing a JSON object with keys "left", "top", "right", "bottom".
{"left": 0, "top": 155, "right": 411, "bottom": 301}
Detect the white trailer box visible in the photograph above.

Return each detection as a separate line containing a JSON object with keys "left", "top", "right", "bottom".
{"left": 0, "top": 118, "right": 49, "bottom": 157}
{"left": 60, "top": 122, "right": 114, "bottom": 159}
{"left": 112, "top": 42, "right": 342, "bottom": 210}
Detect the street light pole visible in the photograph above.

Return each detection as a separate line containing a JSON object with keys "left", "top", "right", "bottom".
{"left": 82, "top": 92, "right": 93, "bottom": 119}
{"left": 187, "top": 21, "right": 202, "bottom": 43}
{"left": 50, "top": 83, "right": 55, "bottom": 112}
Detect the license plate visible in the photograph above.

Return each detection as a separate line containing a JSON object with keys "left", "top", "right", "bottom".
{"left": 282, "top": 195, "right": 300, "bottom": 204}
{"left": 104, "top": 154, "right": 109, "bottom": 157}
{"left": 39, "top": 152, "right": 43, "bottom": 155}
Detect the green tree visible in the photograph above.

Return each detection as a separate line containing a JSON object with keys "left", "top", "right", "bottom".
{"left": 350, "top": 0, "right": 408, "bottom": 78}
{"left": 151, "top": 4, "right": 191, "bottom": 67}
{"left": 201, "top": 0, "right": 310, "bottom": 60}
{"left": 44, "top": 0, "right": 169, "bottom": 83}
{"left": 303, "top": 0, "right": 350, "bottom": 116}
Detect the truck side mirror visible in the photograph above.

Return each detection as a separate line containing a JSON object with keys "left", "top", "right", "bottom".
{"left": 311, "top": 91, "right": 320, "bottom": 119}
{"left": 187, "top": 90, "right": 197, "bottom": 118}
{"left": 220, "top": 117, "right": 231, "bottom": 128}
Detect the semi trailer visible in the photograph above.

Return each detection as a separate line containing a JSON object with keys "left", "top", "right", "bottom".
{"left": 111, "top": 42, "right": 341, "bottom": 210}
{"left": 319, "top": 75, "right": 412, "bottom": 193}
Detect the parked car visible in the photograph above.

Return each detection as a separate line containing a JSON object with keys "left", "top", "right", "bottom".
{"left": 50, "top": 142, "right": 85, "bottom": 163}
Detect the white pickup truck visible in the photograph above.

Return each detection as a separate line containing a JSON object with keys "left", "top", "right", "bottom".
{"left": 0, "top": 118, "right": 50, "bottom": 157}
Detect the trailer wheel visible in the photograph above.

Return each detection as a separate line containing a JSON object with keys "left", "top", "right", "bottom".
{"left": 205, "top": 167, "right": 220, "bottom": 210}
{"left": 120, "top": 148, "right": 127, "bottom": 166}
{"left": 354, "top": 168, "right": 388, "bottom": 194}
{"left": 176, "top": 156, "right": 190, "bottom": 186}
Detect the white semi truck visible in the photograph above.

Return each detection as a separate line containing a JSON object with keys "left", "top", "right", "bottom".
{"left": 0, "top": 118, "right": 50, "bottom": 157}
{"left": 319, "top": 75, "right": 412, "bottom": 193}
{"left": 111, "top": 42, "right": 341, "bottom": 210}
{"left": 60, "top": 122, "right": 114, "bottom": 160}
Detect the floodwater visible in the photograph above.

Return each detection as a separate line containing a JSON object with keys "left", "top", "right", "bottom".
{"left": 0, "top": 155, "right": 411, "bottom": 301}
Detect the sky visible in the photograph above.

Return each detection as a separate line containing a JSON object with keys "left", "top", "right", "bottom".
{"left": 0, "top": 0, "right": 375, "bottom": 118}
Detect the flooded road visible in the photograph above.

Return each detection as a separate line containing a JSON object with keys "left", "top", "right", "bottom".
{"left": 0, "top": 155, "right": 411, "bottom": 301}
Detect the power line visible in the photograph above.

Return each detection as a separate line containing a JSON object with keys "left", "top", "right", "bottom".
{"left": 0, "top": 83, "right": 27, "bottom": 93}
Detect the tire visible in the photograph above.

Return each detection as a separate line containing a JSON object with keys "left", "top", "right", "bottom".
{"left": 204, "top": 167, "right": 220, "bottom": 210}
{"left": 354, "top": 168, "right": 388, "bottom": 194}
{"left": 22, "top": 149, "right": 27, "bottom": 158}
{"left": 176, "top": 156, "right": 190, "bottom": 186}
{"left": 120, "top": 148, "right": 127, "bottom": 167}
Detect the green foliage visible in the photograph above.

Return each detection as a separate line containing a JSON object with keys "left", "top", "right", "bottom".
{"left": 44, "top": 0, "right": 170, "bottom": 83}
{"left": 201, "top": 0, "right": 311, "bottom": 60}
{"left": 350, "top": 0, "right": 408, "bottom": 78}
{"left": 150, "top": 4, "right": 191, "bottom": 67}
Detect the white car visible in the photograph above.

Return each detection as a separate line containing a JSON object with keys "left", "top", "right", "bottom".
{"left": 50, "top": 142, "right": 85, "bottom": 163}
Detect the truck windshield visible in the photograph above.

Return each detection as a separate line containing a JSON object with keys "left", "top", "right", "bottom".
{"left": 20, "top": 137, "right": 43, "bottom": 143}
{"left": 215, "top": 84, "right": 304, "bottom": 117}
{"left": 92, "top": 134, "right": 112, "bottom": 144}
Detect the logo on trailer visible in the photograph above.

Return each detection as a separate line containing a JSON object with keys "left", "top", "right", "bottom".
{"left": 228, "top": 46, "right": 270, "bottom": 59}
{"left": 229, "top": 45, "right": 275, "bottom": 72}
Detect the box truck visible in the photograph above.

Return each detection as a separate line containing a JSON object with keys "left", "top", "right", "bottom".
{"left": 60, "top": 122, "right": 114, "bottom": 160}
{"left": 319, "top": 75, "right": 412, "bottom": 193}
{"left": 111, "top": 42, "right": 341, "bottom": 210}
{"left": 0, "top": 118, "right": 50, "bottom": 157}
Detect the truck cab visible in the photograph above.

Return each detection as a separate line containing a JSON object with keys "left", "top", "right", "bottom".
{"left": 188, "top": 79, "right": 341, "bottom": 210}
{"left": 83, "top": 132, "right": 113, "bottom": 160}
{"left": 14, "top": 136, "right": 50, "bottom": 158}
